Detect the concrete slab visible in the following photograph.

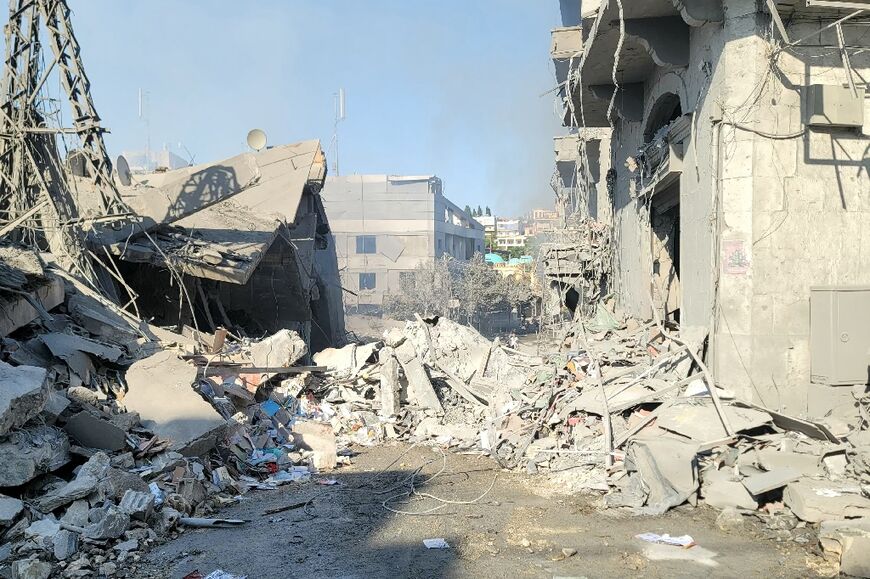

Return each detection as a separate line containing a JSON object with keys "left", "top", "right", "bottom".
{"left": 742, "top": 468, "right": 801, "bottom": 496}
{"left": 395, "top": 341, "right": 443, "bottom": 414}
{"left": 63, "top": 411, "right": 127, "bottom": 451}
{"left": 0, "top": 275, "right": 64, "bottom": 337}
{"left": 0, "top": 361, "right": 47, "bottom": 436}
{"left": 123, "top": 350, "right": 225, "bottom": 456}
{"left": 0, "top": 426, "right": 70, "bottom": 487}
{"left": 784, "top": 479, "right": 870, "bottom": 523}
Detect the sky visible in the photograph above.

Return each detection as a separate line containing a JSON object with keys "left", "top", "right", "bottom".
{"left": 36, "top": 1, "right": 564, "bottom": 216}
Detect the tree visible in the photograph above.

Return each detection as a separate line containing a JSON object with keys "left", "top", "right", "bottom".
{"left": 476, "top": 205, "right": 483, "bottom": 217}
{"left": 383, "top": 256, "right": 453, "bottom": 320}
{"left": 485, "top": 206, "right": 491, "bottom": 216}
{"left": 464, "top": 204, "right": 472, "bottom": 216}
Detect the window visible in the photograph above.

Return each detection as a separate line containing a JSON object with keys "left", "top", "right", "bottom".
{"left": 356, "top": 235, "right": 376, "bottom": 254}
{"left": 359, "top": 273, "right": 376, "bottom": 290}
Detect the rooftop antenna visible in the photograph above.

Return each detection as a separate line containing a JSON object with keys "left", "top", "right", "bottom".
{"left": 332, "top": 88, "right": 346, "bottom": 176}
{"left": 246, "top": 128, "right": 268, "bottom": 151}
{"left": 138, "top": 88, "right": 151, "bottom": 170}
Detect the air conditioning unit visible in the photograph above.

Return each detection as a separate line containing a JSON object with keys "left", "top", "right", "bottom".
{"left": 804, "top": 84, "right": 865, "bottom": 128}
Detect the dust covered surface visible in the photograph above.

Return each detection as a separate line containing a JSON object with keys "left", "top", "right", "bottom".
{"left": 133, "top": 444, "right": 818, "bottom": 579}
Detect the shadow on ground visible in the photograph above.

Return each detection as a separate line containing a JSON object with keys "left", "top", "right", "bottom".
{"left": 132, "top": 444, "right": 818, "bottom": 579}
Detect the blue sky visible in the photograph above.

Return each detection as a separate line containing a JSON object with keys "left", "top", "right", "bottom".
{"left": 50, "top": 1, "right": 563, "bottom": 216}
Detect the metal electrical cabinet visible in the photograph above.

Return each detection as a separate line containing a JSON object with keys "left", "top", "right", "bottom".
{"left": 810, "top": 286, "right": 870, "bottom": 385}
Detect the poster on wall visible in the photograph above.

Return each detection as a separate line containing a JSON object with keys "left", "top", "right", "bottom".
{"left": 723, "top": 239, "right": 750, "bottom": 275}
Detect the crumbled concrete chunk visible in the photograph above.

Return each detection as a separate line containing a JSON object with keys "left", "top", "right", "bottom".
{"left": 83, "top": 505, "right": 129, "bottom": 540}
{"left": 53, "top": 529, "right": 79, "bottom": 561}
{"left": 35, "top": 452, "right": 109, "bottom": 512}
{"left": 118, "top": 489, "right": 155, "bottom": 521}
{"left": 11, "top": 557, "right": 52, "bottom": 579}
{"left": 0, "top": 494, "right": 23, "bottom": 526}
{"left": 0, "top": 426, "right": 70, "bottom": 487}
{"left": 0, "top": 361, "right": 47, "bottom": 436}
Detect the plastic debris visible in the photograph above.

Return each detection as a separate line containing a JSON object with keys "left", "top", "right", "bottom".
{"left": 635, "top": 533, "right": 696, "bottom": 548}
{"left": 423, "top": 538, "right": 450, "bottom": 549}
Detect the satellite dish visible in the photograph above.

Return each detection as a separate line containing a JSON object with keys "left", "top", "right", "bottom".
{"left": 115, "top": 155, "right": 132, "bottom": 186}
{"left": 246, "top": 128, "right": 267, "bottom": 151}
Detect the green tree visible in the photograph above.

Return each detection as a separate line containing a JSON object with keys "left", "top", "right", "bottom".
{"left": 464, "top": 204, "right": 472, "bottom": 216}
{"left": 476, "top": 205, "right": 483, "bottom": 217}
{"left": 485, "top": 206, "right": 491, "bottom": 216}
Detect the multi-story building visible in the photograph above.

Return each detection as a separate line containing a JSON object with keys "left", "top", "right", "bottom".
{"left": 552, "top": 0, "right": 870, "bottom": 417}
{"left": 494, "top": 218, "right": 527, "bottom": 250}
{"left": 321, "top": 175, "right": 484, "bottom": 313}
{"left": 525, "top": 208, "right": 560, "bottom": 237}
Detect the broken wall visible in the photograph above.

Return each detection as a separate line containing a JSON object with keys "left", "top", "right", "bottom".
{"left": 713, "top": 9, "right": 870, "bottom": 415}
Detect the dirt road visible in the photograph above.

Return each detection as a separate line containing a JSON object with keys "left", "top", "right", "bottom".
{"left": 133, "top": 444, "right": 820, "bottom": 579}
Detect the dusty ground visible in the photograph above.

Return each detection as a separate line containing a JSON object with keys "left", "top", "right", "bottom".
{"left": 134, "top": 444, "right": 824, "bottom": 579}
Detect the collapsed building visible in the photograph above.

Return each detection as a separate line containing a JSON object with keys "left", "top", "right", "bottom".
{"left": 549, "top": 0, "right": 870, "bottom": 417}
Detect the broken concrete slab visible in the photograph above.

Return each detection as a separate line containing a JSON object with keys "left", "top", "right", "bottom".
{"left": 99, "top": 466, "right": 150, "bottom": 502}
{"left": 702, "top": 479, "right": 758, "bottom": 511}
{"left": 292, "top": 420, "right": 337, "bottom": 471}
{"left": 755, "top": 448, "right": 822, "bottom": 477}
{"left": 628, "top": 436, "right": 699, "bottom": 515}
{"left": 742, "top": 467, "right": 801, "bottom": 496}
{"left": 83, "top": 505, "right": 129, "bottom": 540}
{"left": 379, "top": 347, "right": 400, "bottom": 417}
{"left": 250, "top": 329, "right": 307, "bottom": 369}
{"left": 53, "top": 528, "right": 79, "bottom": 561}
{"left": 24, "top": 518, "right": 60, "bottom": 542}
{"left": 118, "top": 489, "right": 155, "bottom": 521}
{"left": 0, "top": 494, "right": 23, "bottom": 526}
{"left": 395, "top": 341, "right": 443, "bottom": 414}
{"left": 60, "top": 500, "right": 89, "bottom": 528}
{"left": 123, "top": 350, "right": 226, "bottom": 457}
{"left": 0, "top": 426, "right": 70, "bottom": 487}
{"left": 0, "top": 275, "right": 64, "bottom": 338}
{"left": 784, "top": 479, "right": 870, "bottom": 523}
{"left": 11, "top": 557, "right": 52, "bottom": 579}
{"left": 35, "top": 452, "right": 109, "bottom": 512}
{"left": 41, "top": 332, "right": 124, "bottom": 362}
{"left": 0, "top": 361, "right": 47, "bottom": 436}
{"left": 40, "top": 390, "right": 70, "bottom": 424}
{"left": 655, "top": 400, "right": 771, "bottom": 441}
{"left": 819, "top": 519, "right": 870, "bottom": 578}
{"left": 63, "top": 411, "right": 127, "bottom": 451}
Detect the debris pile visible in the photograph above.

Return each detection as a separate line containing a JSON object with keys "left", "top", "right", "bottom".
{"left": 0, "top": 246, "right": 340, "bottom": 578}
{"left": 300, "top": 312, "right": 870, "bottom": 577}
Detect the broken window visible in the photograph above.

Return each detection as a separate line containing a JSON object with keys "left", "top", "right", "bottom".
{"left": 359, "top": 272, "right": 376, "bottom": 290}
{"left": 356, "top": 235, "right": 376, "bottom": 254}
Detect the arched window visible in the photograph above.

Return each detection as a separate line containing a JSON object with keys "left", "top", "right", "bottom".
{"left": 644, "top": 92, "right": 683, "bottom": 143}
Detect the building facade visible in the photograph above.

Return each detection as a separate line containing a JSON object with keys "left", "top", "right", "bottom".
{"left": 321, "top": 175, "right": 484, "bottom": 312}
{"left": 554, "top": 0, "right": 870, "bottom": 417}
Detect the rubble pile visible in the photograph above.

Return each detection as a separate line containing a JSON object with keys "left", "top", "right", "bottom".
{"left": 0, "top": 247, "right": 338, "bottom": 578}
{"left": 304, "top": 313, "right": 870, "bottom": 577}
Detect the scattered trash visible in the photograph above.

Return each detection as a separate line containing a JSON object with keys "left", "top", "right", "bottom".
{"left": 423, "top": 538, "right": 450, "bottom": 549}
{"left": 635, "top": 533, "right": 696, "bottom": 548}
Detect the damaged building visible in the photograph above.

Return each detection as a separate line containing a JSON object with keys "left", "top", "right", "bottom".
{"left": 101, "top": 140, "right": 346, "bottom": 353}
{"left": 321, "top": 175, "right": 484, "bottom": 313}
{"left": 551, "top": 0, "right": 870, "bottom": 416}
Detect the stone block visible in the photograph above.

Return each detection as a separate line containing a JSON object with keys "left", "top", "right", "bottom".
{"left": 35, "top": 452, "right": 109, "bottom": 513}
{"left": 53, "top": 529, "right": 79, "bottom": 561}
{"left": 11, "top": 558, "right": 51, "bottom": 579}
{"left": 83, "top": 505, "right": 129, "bottom": 540}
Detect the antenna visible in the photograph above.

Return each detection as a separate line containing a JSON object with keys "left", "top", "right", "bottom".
{"left": 332, "top": 88, "right": 346, "bottom": 176}
{"left": 138, "top": 88, "right": 151, "bottom": 170}
{"left": 246, "top": 129, "right": 268, "bottom": 151}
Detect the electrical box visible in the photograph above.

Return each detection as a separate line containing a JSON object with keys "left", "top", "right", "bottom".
{"left": 805, "top": 84, "right": 865, "bottom": 128}
{"left": 810, "top": 286, "right": 870, "bottom": 385}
